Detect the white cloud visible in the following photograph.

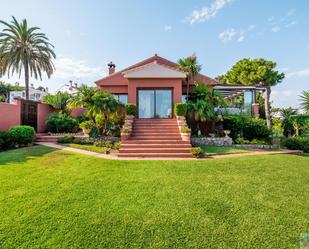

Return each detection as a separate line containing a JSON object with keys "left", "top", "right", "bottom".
{"left": 286, "top": 68, "right": 309, "bottom": 78}
{"left": 54, "top": 57, "right": 104, "bottom": 79}
{"left": 219, "top": 28, "right": 236, "bottom": 43}
{"left": 188, "top": 0, "right": 233, "bottom": 24}
{"left": 237, "top": 31, "right": 245, "bottom": 42}
{"left": 164, "top": 25, "right": 172, "bottom": 31}
{"left": 271, "top": 26, "right": 280, "bottom": 32}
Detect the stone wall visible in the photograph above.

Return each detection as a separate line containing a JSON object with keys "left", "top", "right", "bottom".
{"left": 191, "top": 137, "right": 233, "bottom": 146}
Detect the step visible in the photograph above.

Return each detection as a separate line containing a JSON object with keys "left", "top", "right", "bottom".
{"left": 129, "top": 136, "right": 181, "bottom": 140}
{"left": 120, "top": 144, "right": 191, "bottom": 148}
{"left": 132, "top": 132, "right": 180, "bottom": 136}
{"left": 133, "top": 125, "right": 179, "bottom": 128}
{"left": 124, "top": 140, "right": 190, "bottom": 144}
{"left": 118, "top": 153, "right": 193, "bottom": 158}
{"left": 119, "top": 148, "right": 191, "bottom": 153}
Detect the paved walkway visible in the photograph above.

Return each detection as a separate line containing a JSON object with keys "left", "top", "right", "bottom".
{"left": 36, "top": 142, "right": 303, "bottom": 160}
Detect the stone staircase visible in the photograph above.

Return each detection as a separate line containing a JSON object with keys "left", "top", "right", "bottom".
{"left": 119, "top": 119, "right": 192, "bottom": 158}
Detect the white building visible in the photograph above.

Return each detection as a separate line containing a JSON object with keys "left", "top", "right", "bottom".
{"left": 9, "top": 83, "right": 48, "bottom": 103}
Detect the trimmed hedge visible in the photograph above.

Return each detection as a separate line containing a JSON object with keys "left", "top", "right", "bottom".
{"left": 46, "top": 113, "right": 79, "bottom": 133}
{"left": 223, "top": 116, "right": 271, "bottom": 142}
{"left": 174, "top": 103, "right": 187, "bottom": 116}
{"left": 125, "top": 104, "right": 136, "bottom": 116}
{"left": 0, "top": 125, "right": 36, "bottom": 151}
{"left": 284, "top": 137, "right": 309, "bottom": 152}
{"left": 8, "top": 126, "right": 35, "bottom": 146}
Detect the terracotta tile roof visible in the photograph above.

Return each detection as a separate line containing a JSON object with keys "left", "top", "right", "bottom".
{"left": 95, "top": 54, "right": 218, "bottom": 86}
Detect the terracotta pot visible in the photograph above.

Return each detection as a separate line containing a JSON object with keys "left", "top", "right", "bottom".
{"left": 181, "top": 133, "right": 191, "bottom": 142}
{"left": 121, "top": 133, "right": 130, "bottom": 141}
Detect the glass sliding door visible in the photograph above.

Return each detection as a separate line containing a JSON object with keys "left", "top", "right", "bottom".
{"left": 138, "top": 90, "right": 155, "bottom": 118}
{"left": 138, "top": 89, "right": 173, "bottom": 118}
{"left": 155, "top": 90, "right": 172, "bottom": 118}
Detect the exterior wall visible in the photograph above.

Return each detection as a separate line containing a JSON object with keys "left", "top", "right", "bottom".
{"left": 99, "top": 85, "right": 128, "bottom": 94}
{"left": 127, "top": 78, "right": 182, "bottom": 105}
{"left": 37, "top": 103, "right": 54, "bottom": 133}
{"left": 70, "top": 108, "right": 87, "bottom": 117}
{"left": 0, "top": 100, "right": 21, "bottom": 131}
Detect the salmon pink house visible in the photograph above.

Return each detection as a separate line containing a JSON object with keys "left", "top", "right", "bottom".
{"left": 95, "top": 54, "right": 217, "bottom": 119}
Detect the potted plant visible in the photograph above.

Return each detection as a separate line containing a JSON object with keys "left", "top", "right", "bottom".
{"left": 180, "top": 126, "right": 191, "bottom": 141}
{"left": 79, "top": 121, "right": 94, "bottom": 136}
{"left": 125, "top": 104, "right": 136, "bottom": 119}
{"left": 174, "top": 103, "right": 187, "bottom": 124}
{"left": 121, "top": 127, "right": 131, "bottom": 141}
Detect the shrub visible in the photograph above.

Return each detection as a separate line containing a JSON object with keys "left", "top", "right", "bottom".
{"left": 0, "top": 131, "right": 14, "bottom": 150}
{"left": 46, "top": 113, "right": 79, "bottom": 133}
{"left": 94, "top": 141, "right": 113, "bottom": 148}
{"left": 72, "top": 137, "right": 93, "bottom": 145}
{"left": 174, "top": 103, "right": 187, "bottom": 116}
{"left": 113, "top": 142, "right": 121, "bottom": 150}
{"left": 79, "top": 120, "right": 94, "bottom": 130}
{"left": 234, "top": 137, "right": 250, "bottom": 144}
{"left": 57, "top": 136, "right": 75, "bottom": 144}
{"left": 250, "top": 139, "right": 270, "bottom": 145}
{"left": 8, "top": 125, "right": 35, "bottom": 146}
{"left": 223, "top": 116, "right": 271, "bottom": 141}
{"left": 125, "top": 104, "right": 136, "bottom": 116}
{"left": 181, "top": 126, "right": 191, "bottom": 134}
{"left": 243, "top": 118, "right": 272, "bottom": 141}
{"left": 191, "top": 147, "right": 204, "bottom": 158}
{"left": 284, "top": 137, "right": 309, "bottom": 152}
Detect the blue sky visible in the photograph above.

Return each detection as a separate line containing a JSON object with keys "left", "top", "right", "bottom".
{"left": 0, "top": 0, "right": 308, "bottom": 108}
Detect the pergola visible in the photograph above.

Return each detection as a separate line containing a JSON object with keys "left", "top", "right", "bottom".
{"left": 212, "top": 84, "right": 266, "bottom": 116}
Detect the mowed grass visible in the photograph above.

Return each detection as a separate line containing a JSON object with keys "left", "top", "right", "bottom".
{"left": 0, "top": 146, "right": 309, "bottom": 248}
{"left": 201, "top": 145, "right": 250, "bottom": 156}
{"left": 64, "top": 143, "right": 110, "bottom": 154}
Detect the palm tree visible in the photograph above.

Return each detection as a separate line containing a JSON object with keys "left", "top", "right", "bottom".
{"left": 88, "top": 91, "right": 119, "bottom": 135}
{"left": 0, "top": 17, "right": 55, "bottom": 100}
{"left": 67, "top": 84, "right": 98, "bottom": 110}
{"left": 177, "top": 54, "right": 201, "bottom": 102}
{"left": 280, "top": 107, "right": 298, "bottom": 137}
{"left": 43, "top": 92, "right": 71, "bottom": 114}
{"left": 299, "top": 90, "right": 309, "bottom": 114}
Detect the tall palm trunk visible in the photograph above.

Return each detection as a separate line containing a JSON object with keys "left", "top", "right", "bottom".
{"left": 265, "top": 86, "right": 272, "bottom": 129}
{"left": 24, "top": 60, "right": 29, "bottom": 100}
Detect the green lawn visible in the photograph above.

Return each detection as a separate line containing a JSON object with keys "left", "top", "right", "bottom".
{"left": 63, "top": 143, "right": 110, "bottom": 154}
{"left": 201, "top": 145, "right": 250, "bottom": 156}
{"left": 1, "top": 146, "right": 309, "bottom": 248}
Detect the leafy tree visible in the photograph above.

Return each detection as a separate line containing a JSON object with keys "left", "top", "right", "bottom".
{"left": 223, "top": 58, "right": 285, "bottom": 129}
{"left": 299, "top": 90, "right": 309, "bottom": 114}
{"left": 43, "top": 92, "right": 71, "bottom": 114}
{"left": 87, "top": 91, "right": 119, "bottom": 135}
{"left": 177, "top": 54, "right": 201, "bottom": 102}
{"left": 67, "top": 84, "right": 98, "bottom": 110}
{"left": 0, "top": 16, "right": 55, "bottom": 100}
{"left": 188, "top": 82, "right": 225, "bottom": 134}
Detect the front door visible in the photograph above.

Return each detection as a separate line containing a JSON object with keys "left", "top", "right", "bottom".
{"left": 138, "top": 89, "right": 172, "bottom": 118}
{"left": 20, "top": 100, "right": 38, "bottom": 131}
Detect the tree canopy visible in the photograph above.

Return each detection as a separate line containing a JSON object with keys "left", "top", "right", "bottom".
{"left": 223, "top": 58, "right": 285, "bottom": 86}
{"left": 0, "top": 16, "right": 55, "bottom": 99}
